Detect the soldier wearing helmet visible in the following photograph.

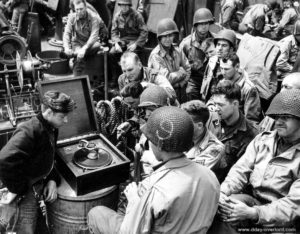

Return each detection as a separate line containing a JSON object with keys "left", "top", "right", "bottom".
{"left": 179, "top": 8, "right": 215, "bottom": 101}
{"left": 276, "top": 20, "right": 300, "bottom": 82}
{"left": 148, "top": 18, "right": 191, "bottom": 103}
{"left": 221, "top": 0, "right": 243, "bottom": 30}
{"left": 239, "top": 0, "right": 280, "bottom": 36}
{"left": 200, "top": 29, "right": 237, "bottom": 101}
{"left": 0, "top": 90, "right": 75, "bottom": 233}
{"left": 212, "top": 89, "right": 300, "bottom": 233}
{"left": 88, "top": 106, "right": 220, "bottom": 233}
{"left": 108, "top": 0, "right": 148, "bottom": 87}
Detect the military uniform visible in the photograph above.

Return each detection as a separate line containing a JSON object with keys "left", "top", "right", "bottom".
{"left": 180, "top": 31, "right": 213, "bottom": 101}
{"left": 148, "top": 44, "right": 191, "bottom": 103}
{"left": 220, "top": 0, "right": 240, "bottom": 30}
{"left": 63, "top": 9, "right": 107, "bottom": 75}
{"left": 209, "top": 112, "right": 258, "bottom": 181}
{"left": 221, "top": 130, "right": 300, "bottom": 227}
{"left": 276, "top": 35, "right": 300, "bottom": 80}
{"left": 118, "top": 66, "right": 175, "bottom": 99}
{"left": 239, "top": 4, "right": 268, "bottom": 36}
{"left": 111, "top": 7, "right": 148, "bottom": 49}
{"left": 186, "top": 128, "right": 225, "bottom": 172}
{"left": 277, "top": 7, "right": 298, "bottom": 36}
{"left": 200, "top": 55, "right": 223, "bottom": 102}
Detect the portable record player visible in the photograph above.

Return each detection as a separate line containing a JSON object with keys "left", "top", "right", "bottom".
{"left": 38, "top": 76, "right": 130, "bottom": 195}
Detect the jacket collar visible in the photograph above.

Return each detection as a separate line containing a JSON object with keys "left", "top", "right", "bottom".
{"left": 153, "top": 155, "right": 192, "bottom": 172}
{"left": 263, "top": 130, "right": 300, "bottom": 160}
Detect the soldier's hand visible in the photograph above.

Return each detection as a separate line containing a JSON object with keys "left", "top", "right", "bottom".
{"left": 127, "top": 43, "right": 137, "bottom": 52}
{"left": 77, "top": 47, "right": 87, "bottom": 59}
{"left": 64, "top": 48, "right": 73, "bottom": 57}
{"left": 117, "top": 122, "right": 132, "bottom": 139}
{"left": 0, "top": 188, "right": 17, "bottom": 205}
{"left": 43, "top": 180, "right": 57, "bottom": 203}
{"left": 115, "top": 42, "right": 122, "bottom": 53}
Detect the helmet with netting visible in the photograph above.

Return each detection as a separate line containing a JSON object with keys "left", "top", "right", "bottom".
{"left": 266, "top": 89, "right": 300, "bottom": 118}
{"left": 141, "top": 106, "right": 194, "bottom": 152}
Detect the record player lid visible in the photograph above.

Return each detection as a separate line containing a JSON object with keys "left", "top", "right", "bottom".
{"left": 38, "top": 76, "right": 99, "bottom": 141}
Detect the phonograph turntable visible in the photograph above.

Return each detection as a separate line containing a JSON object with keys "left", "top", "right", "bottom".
{"left": 38, "top": 76, "right": 130, "bottom": 195}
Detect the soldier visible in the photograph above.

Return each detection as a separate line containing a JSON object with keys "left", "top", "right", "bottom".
{"left": 275, "top": 0, "right": 298, "bottom": 37}
{"left": 0, "top": 91, "right": 76, "bottom": 234}
{"left": 239, "top": 0, "right": 280, "bottom": 36}
{"left": 148, "top": 18, "right": 191, "bottom": 103}
{"left": 276, "top": 20, "right": 300, "bottom": 82}
{"left": 259, "top": 72, "right": 300, "bottom": 132}
{"left": 211, "top": 90, "right": 300, "bottom": 233}
{"left": 181, "top": 100, "right": 225, "bottom": 172}
{"left": 88, "top": 106, "right": 220, "bottom": 234}
{"left": 63, "top": 0, "right": 108, "bottom": 75}
{"left": 200, "top": 29, "right": 236, "bottom": 102}
{"left": 210, "top": 80, "right": 258, "bottom": 181}
{"left": 180, "top": 8, "right": 214, "bottom": 101}
{"left": 109, "top": 0, "right": 148, "bottom": 87}
{"left": 218, "top": 53, "right": 261, "bottom": 123}
{"left": 118, "top": 51, "right": 176, "bottom": 99}
{"left": 220, "top": 0, "right": 243, "bottom": 31}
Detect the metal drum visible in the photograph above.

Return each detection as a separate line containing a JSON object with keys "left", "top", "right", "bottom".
{"left": 36, "top": 50, "right": 70, "bottom": 75}
{"left": 48, "top": 177, "right": 119, "bottom": 234}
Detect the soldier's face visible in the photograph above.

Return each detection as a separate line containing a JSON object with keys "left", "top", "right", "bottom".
{"left": 220, "top": 60, "right": 238, "bottom": 80}
{"left": 74, "top": 2, "right": 87, "bottom": 19}
{"left": 205, "top": 44, "right": 216, "bottom": 58}
{"left": 160, "top": 34, "right": 175, "bottom": 48}
{"left": 119, "top": 4, "right": 130, "bottom": 13}
{"left": 216, "top": 40, "right": 231, "bottom": 59}
{"left": 121, "top": 59, "right": 142, "bottom": 81}
{"left": 48, "top": 111, "right": 69, "bottom": 128}
{"left": 195, "top": 22, "right": 210, "bottom": 36}
{"left": 274, "top": 115, "right": 300, "bottom": 139}
{"left": 213, "top": 94, "right": 236, "bottom": 121}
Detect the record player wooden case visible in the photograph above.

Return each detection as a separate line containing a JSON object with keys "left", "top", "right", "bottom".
{"left": 38, "top": 76, "right": 130, "bottom": 196}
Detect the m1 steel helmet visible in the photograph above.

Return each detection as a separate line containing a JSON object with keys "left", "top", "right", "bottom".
{"left": 118, "top": 0, "right": 132, "bottom": 6}
{"left": 138, "top": 86, "right": 169, "bottom": 108}
{"left": 157, "top": 18, "right": 179, "bottom": 38}
{"left": 193, "top": 8, "right": 214, "bottom": 26}
{"left": 214, "top": 29, "right": 237, "bottom": 48}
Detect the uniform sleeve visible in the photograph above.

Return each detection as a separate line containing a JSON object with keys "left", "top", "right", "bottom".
{"left": 84, "top": 14, "right": 100, "bottom": 49}
{"left": 99, "top": 19, "right": 109, "bottom": 43}
{"left": 276, "top": 39, "right": 293, "bottom": 73}
{"left": 148, "top": 53, "right": 173, "bottom": 83}
{"left": 0, "top": 125, "right": 35, "bottom": 195}
{"left": 254, "top": 179, "right": 300, "bottom": 225}
{"left": 243, "top": 87, "right": 261, "bottom": 124}
{"left": 179, "top": 48, "right": 191, "bottom": 83}
{"left": 135, "top": 12, "right": 148, "bottom": 47}
{"left": 111, "top": 14, "right": 121, "bottom": 43}
{"left": 120, "top": 187, "right": 167, "bottom": 234}
{"left": 220, "top": 135, "right": 259, "bottom": 196}
{"left": 278, "top": 10, "right": 292, "bottom": 29}
{"left": 188, "top": 143, "right": 225, "bottom": 171}
{"left": 153, "top": 74, "right": 176, "bottom": 99}
{"left": 222, "top": 5, "right": 235, "bottom": 27}
{"left": 63, "top": 13, "right": 74, "bottom": 50}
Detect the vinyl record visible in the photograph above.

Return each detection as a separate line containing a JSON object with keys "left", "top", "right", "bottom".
{"left": 73, "top": 148, "right": 112, "bottom": 170}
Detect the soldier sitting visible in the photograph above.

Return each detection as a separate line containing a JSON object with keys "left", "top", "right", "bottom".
{"left": 209, "top": 90, "right": 300, "bottom": 234}
{"left": 88, "top": 106, "right": 220, "bottom": 234}
{"left": 109, "top": 0, "right": 148, "bottom": 87}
